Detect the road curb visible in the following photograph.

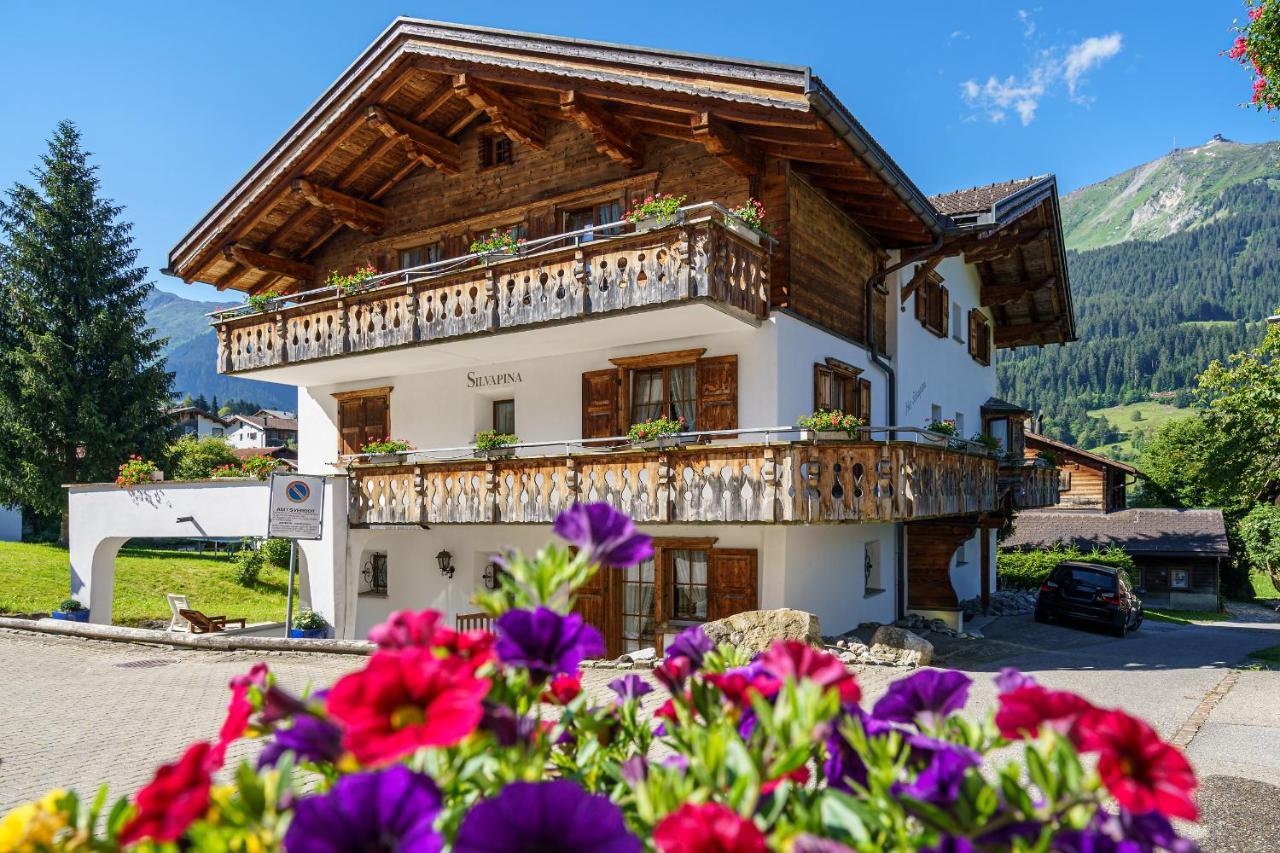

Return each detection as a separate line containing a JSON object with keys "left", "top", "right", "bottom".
{"left": 0, "top": 616, "right": 374, "bottom": 656}
{"left": 1171, "top": 670, "right": 1239, "bottom": 749}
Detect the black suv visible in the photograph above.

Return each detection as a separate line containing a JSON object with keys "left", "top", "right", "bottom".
{"left": 1033, "top": 561, "right": 1143, "bottom": 637}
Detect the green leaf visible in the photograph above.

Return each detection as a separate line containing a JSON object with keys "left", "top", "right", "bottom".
{"left": 819, "top": 790, "right": 872, "bottom": 845}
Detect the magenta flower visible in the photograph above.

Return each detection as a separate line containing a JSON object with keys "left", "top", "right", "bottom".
{"left": 553, "top": 503, "right": 653, "bottom": 568}
{"left": 453, "top": 780, "right": 640, "bottom": 853}
{"left": 994, "top": 667, "right": 1037, "bottom": 693}
{"left": 495, "top": 607, "right": 605, "bottom": 682}
{"left": 872, "top": 669, "right": 972, "bottom": 728}
{"left": 284, "top": 766, "right": 443, "bottom": 852}
{"left": 608, "top": 673, "right": 653, "bottom": 704}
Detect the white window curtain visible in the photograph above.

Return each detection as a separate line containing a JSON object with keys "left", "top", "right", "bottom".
{"left": 669, "top": 364, "right": 697, "bottom": 429}
{"left": 631, "top": 371, "right": 664, "bottom": 424}
{"left": 672, "top": 550, "right": 708, "bottom": 620}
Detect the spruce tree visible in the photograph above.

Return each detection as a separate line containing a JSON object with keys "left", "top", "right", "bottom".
{"left": 0, "top": 121, "right": 173, "bottom": 542}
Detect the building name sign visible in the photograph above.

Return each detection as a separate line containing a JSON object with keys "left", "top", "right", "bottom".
{"left": 466, "top": 370, "right": 522, "bottom": 389}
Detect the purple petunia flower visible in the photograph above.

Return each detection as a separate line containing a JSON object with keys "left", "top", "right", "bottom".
{"left": 1051, "top": 810, "right": 1198, "bottom": 853}
{"left": 665, "top": 625, "right": 714, "bottom": 668}
{"left": 923, "top": 837, "right": 977, "bottom": 853}
{"left": 479, "top": 701, "right": 539, "bottom": 747}
{"left": 995, "top": 667, "right": 1037, "bottom": 693}
{"left": 453, "top": 780, "right": 641, "bottom": 853}
{"left": 257, "top": 713, "right": 344, "bottom": 769}
{"left": 824, "top": 707, "right": 896, "bottom": 792}
{"left": 661, "top": 754, "right": 690, "bottom": 772}
{"left": 495, "top": 607, "right": 605, "bottom": 683}
{"left": 608, "top": 674, "right": 653, "bottom": 704}
{"left": 872, "top": 669, "right": 972, "bottom": 729}
{"left": 894, "top": 741, "right": 981, "bottom": 805}
{"left": 553, "top": 503, "right": 654, "bottom": 568}
{"left": 620, "top": 755, "right": 648, "bottom": 785}
{"left": 283, "top": 765, "right": 443, "bottom": 853}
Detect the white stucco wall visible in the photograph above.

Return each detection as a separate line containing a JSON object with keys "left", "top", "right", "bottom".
{"left": 780, "top": 523, "right": 897, "bottom": 635}
{"left": 226, "top": 420, "right": 265, "bottom": 449}
{"left": 0, "top": 505, "right": 21, "bottom": 541}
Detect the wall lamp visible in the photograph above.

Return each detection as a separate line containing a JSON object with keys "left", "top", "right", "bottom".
{"left": 436, "top": 549, "right": 455, "bottom": 579}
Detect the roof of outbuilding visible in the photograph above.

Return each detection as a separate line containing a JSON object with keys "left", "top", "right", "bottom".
{"left": 1001, "top": 508, "right": 1230, "bottom": 557}
{"left": 930, "top": 177, "right": 1047, "bottom": 217}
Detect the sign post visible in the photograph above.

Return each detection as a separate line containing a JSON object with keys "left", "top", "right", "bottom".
{"left": 267, "top": 473, "right": 327, "bottom": 638}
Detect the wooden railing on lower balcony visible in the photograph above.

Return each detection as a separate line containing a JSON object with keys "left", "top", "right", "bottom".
{"left": 998, "top": 460, "right": 1060, "bottom": 509}
{"left": 349, "top": 436, "right": 999, "bottom": 527}
{"left": 212, "top": 205, "right": 769, "bottom": 375}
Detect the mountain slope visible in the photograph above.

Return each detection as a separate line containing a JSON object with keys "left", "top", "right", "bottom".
{"left": 1061, "top": 136, "right": 1280, "bottom": 251}
{"left": 145, "top": 290, "right": 296, "bottom": 411}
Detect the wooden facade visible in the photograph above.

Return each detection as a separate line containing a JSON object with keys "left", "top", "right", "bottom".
{"left": 348, "top": 439, "right": 999, "bottom": 528}
{"left": 1024, "top": 432, "right": 1134, "bottom": 513}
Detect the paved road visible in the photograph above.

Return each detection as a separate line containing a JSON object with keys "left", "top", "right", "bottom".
{"left": 1, "top": 616, "right": 1277, "bottom": 849}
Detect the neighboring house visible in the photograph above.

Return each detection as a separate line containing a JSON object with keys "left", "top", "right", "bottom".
{"left": 232, "top": 446, "right": 297, "bottom": 470}
{"left": 71, "top": 19, "right": 1075, "bottom": 645}
{"left": 226, "top": 413, "right": 299, "bottom": 449}
{"left": 1002, "top": 509, "right": 1228, "bottom": 610}
{"left": 168, "top": 406, "right": 228, "bottom": 439}
{"left": 0, "top": 505, "right": 21, "bottom": 542}
{"left": 1024, "top": 432, "right": 1138, "bottom": 513}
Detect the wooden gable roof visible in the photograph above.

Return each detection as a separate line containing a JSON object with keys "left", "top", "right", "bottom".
{"left": 166, "top": 18, "right": 942, "bottom": 291}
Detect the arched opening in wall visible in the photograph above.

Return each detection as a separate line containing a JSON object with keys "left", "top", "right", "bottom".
{"left": 97, "top": 536, "right": 303, "bottom": 633}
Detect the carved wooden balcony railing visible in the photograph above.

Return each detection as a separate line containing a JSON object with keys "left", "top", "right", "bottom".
{"left": 998, "top": 459, "right": 1060, "bottom": 510}
{"left": 349, "top": 439, "right": 999, "bottom": 527}
{"left": 212, "top": 207, "right": 769, "bottom": 375}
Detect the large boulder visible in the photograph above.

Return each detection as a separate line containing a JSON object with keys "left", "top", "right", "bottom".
{"left": 700, "top": 608, "right": 822, "bottom": 656}
{"left": 869, "top": 625, "right": 934, "bottom": 667}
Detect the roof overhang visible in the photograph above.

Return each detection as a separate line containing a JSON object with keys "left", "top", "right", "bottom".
{"left": 167, "top": 18, "right": 937, "bottom": 291}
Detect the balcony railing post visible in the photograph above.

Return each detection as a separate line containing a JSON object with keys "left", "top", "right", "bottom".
{"left": 677, "top": 225, "right": 693, "bottom": 300}
{"left": 574, "top": 249, "right": 589, "bottom": 313}
{"left": 487, "top": 269, "right": 501, "bottom": 331}
{"left": 216, "top": 325, "right": 231, "bottom": 374}
{"left": 657, "top": 452, "right": 672, "bottom": 522}
{"left": 484, "top": 462, "right": 498, "bottom": 523}
{"left": 406, "top": 286, "right": 420, "bottom": 343}
{"left": 565, "top": 456, "right": 580, "bottom": 505}
{"left": 274, "top": 312, "right": 289, "bottom": 365}
{"left": 336, "top": 298, "right": 349, "bottom": 354}
{"left": 762, "top": 446, "right": 779, "bottom": 523}
{"left": 413, "top": 466, "right": 426, "bottom": 526}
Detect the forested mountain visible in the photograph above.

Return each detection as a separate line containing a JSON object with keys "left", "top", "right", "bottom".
{"left": 998, "top": 175, "right": 1280, "bottom": 448}
{"left": 145, "top": 290, "right": 296, "bottom": 411}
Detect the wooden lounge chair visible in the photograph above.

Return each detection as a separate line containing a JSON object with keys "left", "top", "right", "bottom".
{"left": 179, "top": 608, "right": 247, "bottom": 633}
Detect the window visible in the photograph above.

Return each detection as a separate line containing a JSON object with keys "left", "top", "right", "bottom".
{"left": 864, "top": 542, "right": 883, "bottom": 595}
{"left": 814, "top": 358, "right": 871, "bottom": 421}
{"left": 479, "top": 134, "right": 513, "bottom": 168}
{"left": 931, "top": 404, "right": 943, "bottom": 427}
{"left": 915, "top": 272, "right": 948, "bottom": 337}
{"left": 985, "top": 417, "right": 1010, "bottom": 452}
{"left": 955, "top": 537, "right": 968, "bottom": 566}
{"left": 333, "top": 387, "right": 392, "bottom": 456}
{"left": 563, "top": 200, "right": 624, "bottom": 241}
{"left": 212, "top": 427, "right": 224, "bottom": 437}
{"left": 954, "top": 412, "right": 965, "bottom": 439}
{"left": 669, "top": 549, "right": 709, "bottom": 621}
{"left": 620, "top": 557, "right": 657, "bottom": 653}
{"left": 492, "top": 399, "right": 515, "bottom": 435}
{"left": 399, "top": 243, "right": 441, "bottom": 271}
{"left": 1170, "top": 568, "right": 1190, "bottom": 590}
{"left": 1059, "top": 469, "right": 1073, "bottom": 491}
{"left": 968, "top": 310, "right": 992, "bottom": 365}
{"left": 361, "top": 552, "right": 388, "bottom": 596}
{"left": 631, "top": 364, "right": 698, "bottom": 429}
{"left": 952, "top": 303, "right": 965, "bottom": 342}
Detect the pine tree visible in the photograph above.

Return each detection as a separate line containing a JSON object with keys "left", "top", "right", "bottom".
{"left": 0, "top": 121, "right": 173, "bottom": 542}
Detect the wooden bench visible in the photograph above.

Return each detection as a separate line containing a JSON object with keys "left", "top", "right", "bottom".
{"left": 179, "top": 608, "right": 247, "bottom": 633}
{"left": 455, "top": 612, "right": 493, "bottom": 632}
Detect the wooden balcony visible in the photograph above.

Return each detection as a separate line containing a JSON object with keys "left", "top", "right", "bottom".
{"left": 349, "top": 439, "right": 998, "bottom": 528}
{"left": 213, "top": 208, "right": 768, "bottom": 375}
{"left": 998, "top": 459, "right": 1060, "bottom": 510}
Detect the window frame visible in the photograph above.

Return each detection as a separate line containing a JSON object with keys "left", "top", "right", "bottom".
{"left": 915, "top": 272, "right": 948, "bottom": 338}
{"left": 479, "top": 133, "right": 513, "bottom": 169}
{"left": 968, "top": 309, "right": 992, "bottom": 365}
{"left": 332, "top": 386, "right": 393, "bottom": 457}
{"left": 492, "top": 399, "right": 516, "bottom": 435}
{"left": 360, "top": 552, "right": 389, "bottom": 597}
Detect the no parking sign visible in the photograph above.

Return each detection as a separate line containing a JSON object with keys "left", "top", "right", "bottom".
{"left": 267, "top": 473, "right": 326, "bottom": 540}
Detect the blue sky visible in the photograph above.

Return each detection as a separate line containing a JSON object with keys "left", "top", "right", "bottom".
{"left": 1, "top": 1, "right": 1273, "bottom": 302}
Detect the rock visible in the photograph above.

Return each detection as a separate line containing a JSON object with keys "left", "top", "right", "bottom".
{"left": 700, "top": 608, "right": 822, "bottom": 657}
{"left": 868, "top": 625, "right": 934, "bottom": 668}
{"left": 619, "top": 647, "right": 656, "bottom": 664}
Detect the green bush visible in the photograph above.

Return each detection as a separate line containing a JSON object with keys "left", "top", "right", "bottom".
{"left": 232, "top": 545, "right": 264, "bottom": 587}
{"left": 58, "top": 598, "right": 85, "bottom": 612}
{"left": 166, "top": 435, "right": 240, "bottom": 481}
{"left": 292, "top": 608, "right": 327, "bottom": 630}
{"left": 260, "top": 538, "right": 293, "bottom": 568}
{"left": 997, "top": 546, "right": 1134, "bottom": 590}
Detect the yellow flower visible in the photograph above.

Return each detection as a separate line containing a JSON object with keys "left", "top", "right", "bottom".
{"left": 0, "top": 789, "right": 69, "bottom": 851}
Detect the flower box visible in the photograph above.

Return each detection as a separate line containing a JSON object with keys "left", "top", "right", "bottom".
{"left": 289, "top": 627, "right": 328, "bottom": 639}
{"left": 361, "top": 453, "right": 404, "bottom": 465}
{"left": 800, "top": 429, "right": 856, "bottom": 442}
{"left": 150, "top": 469, "right": 165, "bottom": 482}
{"left": 474, "top": 447, "right": 516, "bottom": 460}
{"left": 51, "top": 610, "right": 89, "bottom": 623}
{"left": 632, "top": 211, "right": 684, "bottom": 233}
{"left": 725, "top": 217, "right": 762, "bottom": 246}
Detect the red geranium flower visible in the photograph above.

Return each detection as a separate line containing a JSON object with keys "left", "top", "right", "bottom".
{"left": 758, "top": 641, "right": 860, "bottom": 704}
{"left": 368, "top": 609, "right": 495, "bottom": 673}
{"left": 118, "top": 741, "right": 216, "bottom": 845}
{"left": 704, "top": 671, "right": 780, "bottom": 707}
{"left": 995, "top": 684, "right": 1094, "bottom": 740}
{"left": 214, "top": 662, "right": 269, "bottom": 758}
{"left": 1073, "top": 708, "right": 1198, "bottom": 820}
{"left": 760, "top": 765, "right": 810, "bottom": 795}
{"left": 542, "top": 672, "right": 583, "bottom": 705}
{"left": 654, "top": 802, "right": 767, "bottom": 853}
{"left": 327, "top": 648, "right": 490, "bottom": 765}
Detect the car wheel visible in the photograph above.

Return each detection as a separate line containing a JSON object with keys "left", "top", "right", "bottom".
{"left": 1113, "top": 619, "right": 1128, "bottom": 638}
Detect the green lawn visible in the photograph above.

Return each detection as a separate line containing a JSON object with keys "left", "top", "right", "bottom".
{"left": 1145, "top": 609, "right": 1229, "bottom": 625}
{"left": 1247, "top": 644, "right": 1280, "bottom": 669}
{"left": 1250, "top": 571, "right": 1280, "bottom": 602}
{"left": 1084, "top": 401, "right": 1194, "bottom": 460}
{"left": 0, "top": 541, "right": 289, "bottom": 627}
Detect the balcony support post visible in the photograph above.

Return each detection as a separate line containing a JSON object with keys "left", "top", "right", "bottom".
{"left": 405, "top": 286, "right": 420, "bottom": 343}
{"left": 336, "top": 299, "right": 350, "bottom": 354}
{"left": 274, "top": 313, "right": 289, "bottom": 365}
{"left": 216, "top": 325, "right": 231, "bottom": 375}
{"left": 565, "top": 456, "right": 580, "bottom": 504}
{"left": 413, "top": 466, "right": 426, "bottom": 527}
{"left": 657, "top": 453, "right": 672, "bottom": 523}
{"left": 483, "top": 463, "right": 498, "bottom": 523}
{"left": 487, "top": 269, "right": 501, "bottom": 331}
{"left": 762, "top": 446, "right": 779, "bottom": 523}
{"left": 677, "top": 226, "right": 692, "bottom": 299}
{"left": 573, "top": 249, "right": 589, "bottom": 313}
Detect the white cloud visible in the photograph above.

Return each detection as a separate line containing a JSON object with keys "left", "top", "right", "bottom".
{"left": 1063, "top": 32, "right": 1123, "bottom": 98}
{"left": 1017, "top": 10, "right": 1036, "bottom": 38}
{"left": 960, "top": 32, "right": 1123, "bottom": 126}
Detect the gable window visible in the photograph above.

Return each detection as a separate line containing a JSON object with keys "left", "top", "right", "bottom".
{"left": 333, "top": 387, "right": 392, "bottom": 456}
{"left": 914, "top": 272, "right": 949, "bottom": 338}
{"left": 492, "top": 399, "right": 515, "bottom": 435}
{"left": 968, "top": 310, "right": 992, "bottom": 365}
{"left": 813, "top": 358, "right": 872, "bottom": 421}
{"left": 479, "top": 134, "right": 513, "bottom": 168}
{"left": 563, "top": 200, "right": 624, "bottom": 241}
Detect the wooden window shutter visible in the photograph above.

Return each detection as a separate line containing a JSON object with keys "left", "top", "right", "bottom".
{"left": 938, "top": 285, "right": 950, "bottom": 337}
{"left": 696, "top": 355, "right": 738, "bottom": 432}
{"left": 581, "top": 368, "right": 621, "bottom": 440}
{"left": 362, "top": 395, "right": 389, "bottom": 448}
{"left": 858, "top": 378, "right": 872, "bottom": 422}
{"left": 572, "top": 563, "right": 619, "bottom": 658}
{"left": 915, "top": 286, "right": 929, "bottom": 323}
{"left": 339, "top": 400, "right": 364, "bottom": 455}
{"left": 707, "top": 549, "right": 759, "bottom": 621}
{"left": 968, "top": 311, "right": 980, "bottom": 359}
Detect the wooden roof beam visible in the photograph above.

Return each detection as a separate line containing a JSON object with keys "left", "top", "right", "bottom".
{"left": 365, "top": 105, "right": 461, "bottom": 175}
{"left": 981, "top": 275, "right": 1057, "bottom": 307}
{"left": 962, "top": 228, "right": 1051, "bottom": 264}
{"left": 291, "top": 178, "right": 385, "bottom": 235}
{"left": 690, "top": 112, "right": 761, "bottom": 178}
{"left": 994, "top": 320, "right": 1063, "bottom": 347}
{"left": 452, "top": 73, "right": 545, "bottom": 149}
{"left": 900, "top": 257, "right": 942, "bottom": 304}
{"left": 560, "top": 91, "right": 643, "bottom": 168}
{"left": 224, "top": 243, "right": 316, "bottom": 284}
